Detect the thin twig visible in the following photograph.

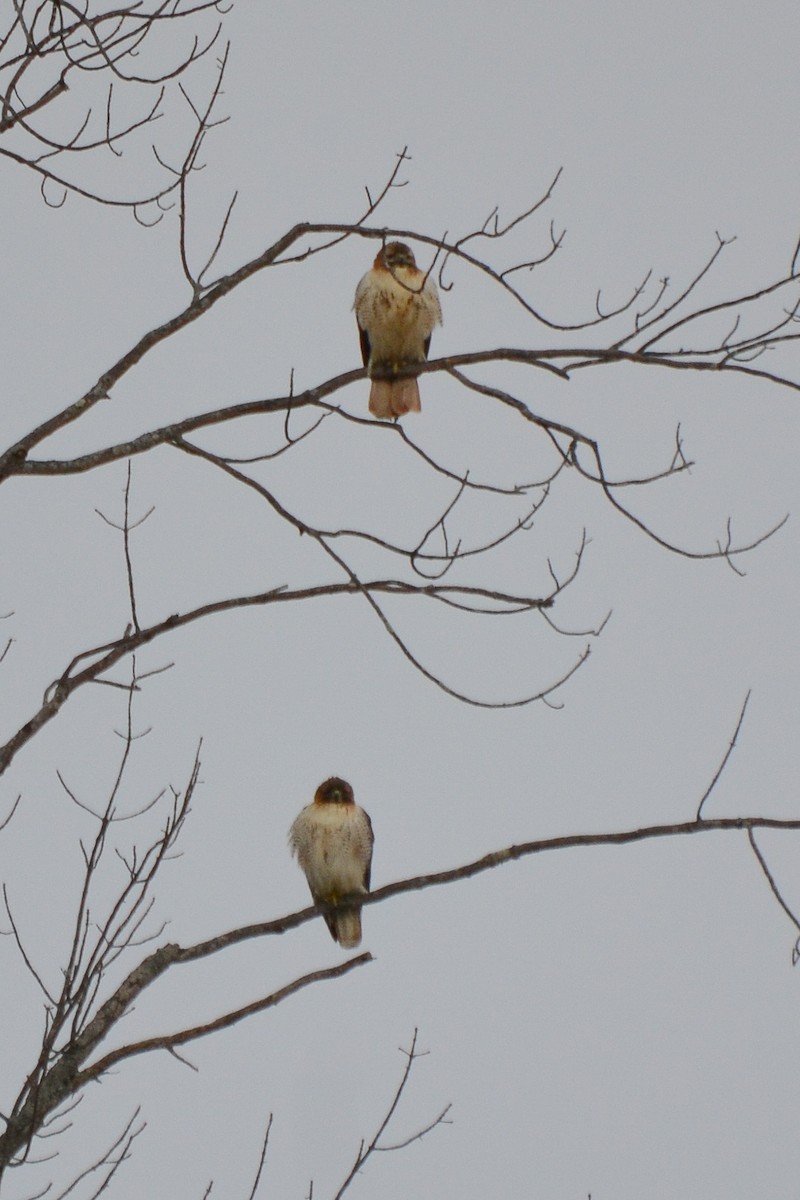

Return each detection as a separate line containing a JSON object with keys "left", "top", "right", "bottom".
{"left": 697, "top": 691, "right": 752, "bottom": 819}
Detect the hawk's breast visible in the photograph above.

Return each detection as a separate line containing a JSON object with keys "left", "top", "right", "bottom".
{"left": 354, "top": 265, "right": 441, "bottom": 367}
{"left": 289, "top": 802, "right": 372, "bottom": 901}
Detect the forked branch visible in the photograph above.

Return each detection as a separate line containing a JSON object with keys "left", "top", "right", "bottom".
{"left": 329, "top": 1029, "right": 451, "bottom": 1200}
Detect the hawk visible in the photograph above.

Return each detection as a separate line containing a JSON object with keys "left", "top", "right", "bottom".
{"left": 289, "top": 776, "right": 374, "bottom": 949}
{"left": 354, "top": 241, "right": 442, "bottom": 420}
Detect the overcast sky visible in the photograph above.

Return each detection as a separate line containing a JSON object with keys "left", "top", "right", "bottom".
{"left": 2, "top": 3, "right": 799, "bottom": 1198}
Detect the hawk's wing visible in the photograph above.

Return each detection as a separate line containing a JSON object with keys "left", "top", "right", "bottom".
{"left": 361, "top": 809, "right": 375, "bottom": 891}
{"left": 358, "top": 323, "right": 371, "bottom": 368}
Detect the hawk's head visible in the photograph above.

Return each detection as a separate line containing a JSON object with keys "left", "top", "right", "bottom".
{"left": 378, "top": 242, "right": 417, "bottom": 271}
{"left": 314, "top": 777, "right": 355, "bottom": 805}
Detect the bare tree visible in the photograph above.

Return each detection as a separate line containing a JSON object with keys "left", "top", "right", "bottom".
{"left": 1, "top": 7, "right": 798, "bottom": 1197}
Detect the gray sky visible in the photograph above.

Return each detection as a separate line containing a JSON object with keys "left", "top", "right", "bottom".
{"left": 2, "top": 2, "right": 799, "bottom": 1198}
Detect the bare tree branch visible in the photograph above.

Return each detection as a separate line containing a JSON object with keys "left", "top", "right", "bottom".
{"left": 0, "top": 0, "right": 226, "bottom": 208}
{"left": 2, "top": 809, "right": 798, "bottom": 1176}
{"left": 244, "top": 1114, "right": 273, "bottom": 1200}
{"left": 747, "top": 831, "right": 800, "bottom": 964}
{"left": 74, "top": 954, "right": 373, "bottom": 1086}
{"left": 0, "top": 570, "right": 571, "bottom": 778}
{"left": 330, "top": 1029, "right": 451, "bottom": 1200}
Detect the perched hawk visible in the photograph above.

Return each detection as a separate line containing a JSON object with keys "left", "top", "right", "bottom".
{"left": 354, "top": 241, "right": 442, "bottom": 420}
{"left": 289, "top": 777, "right": 374, "bottom": 948}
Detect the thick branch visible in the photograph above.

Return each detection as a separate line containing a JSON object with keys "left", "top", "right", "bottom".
{"left": 10, "top": 337, "right": 800, "bottom": 484}
{"left": 103, "top": 816, "right": 800, "bottom": 962}
{"left": 0, "top": 812, "right": 795, "bottom": 1172}
{"left": 4, "top": 201, "right": 798, "bottom": 483}
{"left": 73, "top": 954, "right": 372, "bottom": 1086}
{"left": 0, "top": 221, "right": 317, "bottom": 483}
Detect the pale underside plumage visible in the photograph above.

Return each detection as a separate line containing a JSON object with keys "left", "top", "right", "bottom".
{"left": 354, "top": 262, "right": 442, "bottom": 419}
{"left": 289, "top": 800, "right": 374, "bottom": 948}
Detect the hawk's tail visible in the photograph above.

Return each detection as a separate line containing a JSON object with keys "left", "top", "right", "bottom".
{"left": 327, "top": 907, "right": 363, "bottom": 949}
{"left": 369, "top": 378, "right": 421, "bottom": 420}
